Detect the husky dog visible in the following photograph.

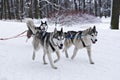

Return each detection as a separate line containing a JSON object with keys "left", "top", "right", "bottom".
{"left": 26, "top": 19, "right": 48, "bottom": 40}
{"left": 32, "top": 28, "right": 64, "bottom": 69}
{"left": 63, "top": 26, "right": 98, "bottom": 64}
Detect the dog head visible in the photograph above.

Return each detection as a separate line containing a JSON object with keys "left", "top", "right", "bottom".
{"left": 39, "top": 21, "right": 48, "bottom": 31}
{"left": 52, "top": 28, "right": 64, "bottom": 49}
{"left": 89, "top": 26, "right": 98, "bottom": 44}
{"left": 82, "top": 26, "right": 98, "bottom": 44}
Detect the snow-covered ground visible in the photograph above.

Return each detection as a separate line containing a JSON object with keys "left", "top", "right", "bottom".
{"left": 0, "top": 17, "right": 120, "bottom": 80}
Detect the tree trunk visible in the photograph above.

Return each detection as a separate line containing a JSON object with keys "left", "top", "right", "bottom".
{"left": 6, "top": 0, "right": 11, "bottom": 19}
{"left": 3, "top": 0, "right": 7, "bottom": 19}
{"left": 10, "top": 0, "right": 15, "bottom": 19}
{"left": 111, "top": 0, "right": 120, "bottom": 29}
{"left": 20, "top": 0, "right": 24, "bottom": 20}
{"left": 78, "top": 0, "right": 81, "bottom": 11}
{"left": 82, "top": 0, "right": 85, "bottom": 13}
{"left": 94, "top": 0, "right": 97, "bottom": 16}
{"left": 28, "top": 0, "right": 33, "bottom": 18}
{"left": 74, "top": 0, "right": 78, "bottom": 11}
{"left": 34, "top": 0, "right": 39, "bottom": 19}
{"left": 15, "top": 0, "right": 20, "bottom": 19}
{"left": 98, "top": 0, "right": 102, "bottom": 17}
{"left": 0, "top": 0, "right": 3, "bottom": 19}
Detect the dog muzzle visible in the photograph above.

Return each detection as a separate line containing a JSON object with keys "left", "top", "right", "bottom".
{"left": 91, "top": 39, "right": 97, "bottom": 44}
{"left": 58, "top": 44, "right": 63, "bottom": 49}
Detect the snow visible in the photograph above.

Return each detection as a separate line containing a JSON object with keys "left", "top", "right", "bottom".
{"left": 48, "top": 14, "right": 101, "bottom": 27}
{"left": 0, "top": 17, "right": 120, "bottom": 80}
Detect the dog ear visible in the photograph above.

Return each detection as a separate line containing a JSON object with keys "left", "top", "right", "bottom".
{"left": 93, "top": 25, "right": 96, "bottom": 31}
{"left": 61, "top": 27, "right": 63, "bottom": 33}
{"left": 82, "top": 28, "right": 91, "bottom": 35}
{"left": 44, "top": 21, "right": 47, "bottom": 24}
{"left": 91, "top": 26, "right": 96, "bottom": 33}
{"left": 41, "top": 21, "right": 43, "bottom": 24}
{"left": 93, "top": 25, "right": 96, "bottom": 29}
{"left": 54, "top": 28, "right": 57, "bottom": 33}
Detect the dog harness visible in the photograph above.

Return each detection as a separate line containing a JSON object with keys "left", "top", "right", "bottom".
{"left": 78, "top": 32, "right": 86, "bottom": 47}
{"left": 80, "top": 38, "right": 86, "bottom": 47}
{"left": 49, "top": 41, "right": 55, "bottom": 51}
{"left": 65, "top": 31, "right": 86, "bottom": 47}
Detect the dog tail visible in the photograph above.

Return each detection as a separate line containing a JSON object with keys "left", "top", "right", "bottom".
{"left": 26, "top": 19, "right": 36, "bottom": 34}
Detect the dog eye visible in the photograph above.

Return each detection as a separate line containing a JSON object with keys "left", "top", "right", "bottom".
{"left": 61, "top": 36, "right": 64, "bottom": 39}
{"left": 57, "top": 37, "right": 60, "bottom": 40}
{"left": 95, "top": 32, "right": 98, "bottom": 35}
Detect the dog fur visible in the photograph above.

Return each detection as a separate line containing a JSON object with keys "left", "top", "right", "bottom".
{"left": 63, "top": 26, "right": 98, "bottom": 64}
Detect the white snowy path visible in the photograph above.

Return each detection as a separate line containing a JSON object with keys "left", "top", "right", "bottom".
{"left": 0, "top": 18, "right": 120, "bottom": 80}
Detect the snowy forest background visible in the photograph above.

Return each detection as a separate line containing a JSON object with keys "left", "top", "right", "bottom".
{"left": 0, "top": 0, "right": 112, "bottom": 20}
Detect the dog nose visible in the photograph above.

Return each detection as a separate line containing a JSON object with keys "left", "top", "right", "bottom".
{"left": 95, "top": 39, "right": 97, "bottom": 42}
{"left": 60, "top": 44, "right": 63, "bottom": 47}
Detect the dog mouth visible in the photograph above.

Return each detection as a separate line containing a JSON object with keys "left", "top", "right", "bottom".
{"left": 91, "top": 39, "right": 97, "bottom": 44}
{"left": 93, "top": 42, "right": 96, "bottom": 44}
{"left": 58, "top": 45, "right": 63, "bottom": 49}
{"left": 58, "top": 46, "right": 63, "bottom": 49}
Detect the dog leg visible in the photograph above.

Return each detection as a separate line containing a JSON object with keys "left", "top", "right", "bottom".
{"left": 63, "top": 47, "right": 69, "bottom": 58}
{"left": 64, "top": 48, "right": 69, "bottom": 58}
{"left": 43, "top": 50, "right": 48, "bottom": 64}
{"left": 47, "top": 52, "right": 57, "bottom": 69}
{"left": 86, "top": 46, "right": 94, "bottom": 64}
{"left": 63, "top": 40, "right": 73, "bottom": 58}
{"left": 71, "top": 47, "right": 78, "bottom": 60}
{"left": 63, "top": 44, "right": 72, "bottom": 58}
{"left": 32, "top": 51, "right": 36, "bottom": 60}
{"left": 54, "top": 51, "right": 60, "bottom": 63}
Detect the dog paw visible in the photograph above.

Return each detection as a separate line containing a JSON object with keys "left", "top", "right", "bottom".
{"left": 32, "top": 57, "right": 35, "bottom": 61}
{"left": 44, "top": 62, "right": 48, "bottom": 65}
{"left": 54, "top": 59, "right": 59, "bottom": 63}
{"left": 66, "top": 55, "right": 69, "bottom": 58}
{"left": 90, "top": 62, "right": 95, "bottom": 64}
{"left": 52, "top": 66, "right": 57, "bottom": 69}
{"left": 54, "top": 60, "right": 58, "bottom": 63}
{"left": 71, "top": 57, "right": 74, "bottom": 60}
{"left": 32, "top": 54, "right": 35, "bottom": 60}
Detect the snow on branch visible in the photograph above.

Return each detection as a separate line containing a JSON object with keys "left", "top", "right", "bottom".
{"left": 40, "top": 0, "right": 67, "bottom": 10}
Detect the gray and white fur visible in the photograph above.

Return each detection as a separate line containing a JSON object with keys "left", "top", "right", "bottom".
{"left": 32, "top": 28, "right": 64, "bottom": 69}
{"left": 26, "top": 19, "right": 48, "bottom": 41}
{"left": 63, "top": 26, "right": 98, "bottom": 64}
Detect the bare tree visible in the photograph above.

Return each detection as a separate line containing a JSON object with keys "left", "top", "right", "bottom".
{"left": 82, "top": 0, "right": 86, "bottom": 13}
{"left": 98, "top": 0, "right": 102, "bottom": 17}
{"left": 0, "top": 0, "right": 112, "bottom": 20}
{"left": 6, "top": 0, "right": 11, "bottom": 19}
{"left": 94, "top": 0, "right": 97, "bottom": 16}
{"left": 0, "top": 0, "right": 3, "bottom": 19}
{"left": 34, "top": 0, "right": 39, "bottom": 19}
{"left": 111, "top": 0, "right": 120, "bottom": 29}
{"left": 74, "top": 0, "right": 78, "bottom": 11}
{"left": 2, "top": 0, "right": 7, "bottom": 19}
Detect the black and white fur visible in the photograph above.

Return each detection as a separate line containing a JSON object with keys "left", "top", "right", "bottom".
{"left": 63, "top": 26, "right": 98, "bottom": 64}
{"left": 26, "top": 19, "right": 65, "bottom": 69}
{"left": 26, "top": 19, "right": 48, "bottom": 41}
{"left": 32, "top": 28, "right": 64, "bottom": 69}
